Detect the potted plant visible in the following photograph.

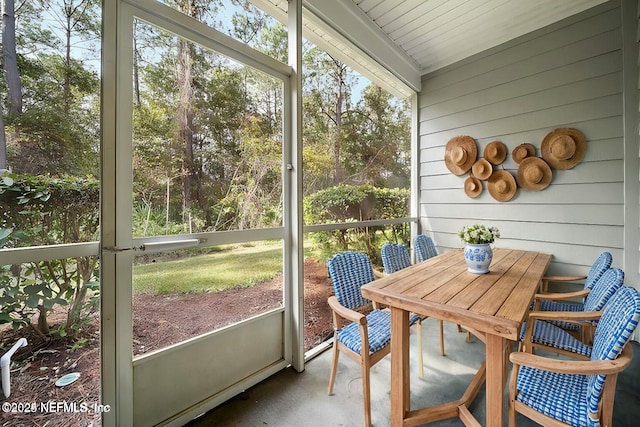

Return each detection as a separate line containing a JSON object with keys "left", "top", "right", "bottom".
{"left": 458, "top": 224, "right": 500, "bottom": 274}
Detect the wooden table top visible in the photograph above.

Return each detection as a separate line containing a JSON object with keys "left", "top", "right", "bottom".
{"left": 362, "top": 248, "right": 551, "bottom": 340}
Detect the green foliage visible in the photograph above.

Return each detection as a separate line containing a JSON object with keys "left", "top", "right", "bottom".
{"left": 8, "top": 43, "right": 100, "bottom": 175}
{"left": 0, "top": 172, "right": 100, "bottom": 337}
{"left": 341, "top": 86, "right": 411, "bottom": 188}
{"left": 0, "top": 261, "right": 35, "bottom": 331}
{"left": 304, "top": 185, "right": 410, "bottom": 263}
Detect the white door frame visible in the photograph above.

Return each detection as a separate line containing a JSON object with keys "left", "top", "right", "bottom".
{"left": 100, "top": 1, "right": 299, "bottom": 425}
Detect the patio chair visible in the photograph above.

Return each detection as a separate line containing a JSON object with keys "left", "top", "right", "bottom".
{"left": 519, "top": 289, "right": 629, "bottom": 361}
{"left": 538, "top": 251, "right": 612, "bottom": 295}
{"left": 414, "top": 234, "right": 438, "bottom": 262}
{"left": 326, "top": 251, "right": 419, "bottom": 427}
{"left": 509, "top": 285, "right": 640, "bottom": 427}
{"left": 380, "top": 242, "right": 412, "bottom": 274}
{"left": 525, "top": 268, "right": 624, "bottom": 344}
{"left": 380, "top": 243, "right": 435, "bottom": 377}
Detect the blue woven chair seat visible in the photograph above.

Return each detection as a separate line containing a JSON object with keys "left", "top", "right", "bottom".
{"left": 516, "top": 367, "right": 591, "bottom": 427}
{"left": 338, "top": 310, "right": 421, "bottom": 355}
{"left": 520, "top": 320, "right": 592, "bottom": 357}
{"left": 338, "top": 309, "right": 391, "bottom": 354}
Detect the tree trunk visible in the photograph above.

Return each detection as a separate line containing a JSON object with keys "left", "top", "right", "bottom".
{"left": 133, "top": 20, "right": 141, "bottom": 105}
{"left": 175, "top": 0, "right": 196, "bottom": 222}
{"left": 0, "top": 112, "right": 6, "bottom": 170}
{"left": 176, "top": 38, "right": 194, "bottom": 221}
{"left": 37, "top": 306, "right": 50, "bottom": 335}
{"left": 332, "top": 60, "right": 346, "bottom": 184}
{"left": 2, "top": 0, "right": 22, "bottom": 117}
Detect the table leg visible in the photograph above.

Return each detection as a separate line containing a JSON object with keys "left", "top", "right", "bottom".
{"left": 485, "top": 334, "right": 506, "bottom": 427}
{"left": 390, "top": 307, "right": 410, "bottom": 426}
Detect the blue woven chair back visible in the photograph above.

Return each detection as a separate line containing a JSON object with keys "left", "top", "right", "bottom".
{"left": 584, "top": 252, "right": 613, "bottom": 290}
{"left": 327, "top": 251, "right": 375, "bottom": 310}
{"left": 381, "top": 243, "right": 411, "bottom": 274}
{"left": 586, "top": 286, "right": 640, "bottom": 419}
{"left": 583, "top": 268, "right": 624, "bottom": 312}
{"left": 414, "top": 234, "right": 438, "bottom": 262}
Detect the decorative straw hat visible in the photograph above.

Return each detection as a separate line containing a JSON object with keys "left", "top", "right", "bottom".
{"left": 541, "top": 128, "right": 586, "bottom": 170}
{"left": 512, "top": 143, "right": 536, "bottom": 164}
{"left": 484, "top": 141, "right": 507, "bottom": 165}
{"left": 516, "top": 157, "right": 553, "bottom": 191}
{"left": 444, "top": 136, "right": 477, "bottom": 175}
{"left": 487, "top": 170, "right": 517, "bottom": 202}
{"left": 471, "top": 158, "right": 492, "bottom": 180}
{"left": 464, "top": 176, "right": 483, "bottom": 198}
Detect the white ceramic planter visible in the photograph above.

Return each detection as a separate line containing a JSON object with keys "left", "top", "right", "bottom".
{"left": 463, "top": 243, "right": 493, "bottom": 274}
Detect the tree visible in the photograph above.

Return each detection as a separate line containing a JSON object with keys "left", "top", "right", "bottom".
{"left": 1, "top": 0, "right": 22, "bottom": 169}
{"left": 3, "top": 0, "right": 22, "bottom": 116}
{"left": 303, "top": 48, "right": 354, "bottom": 185}
{"left": 342, "top": 85, "right": 411, "bottom": 187}
{"left": 2, "top": 0, "right": 100, "bottom": 175}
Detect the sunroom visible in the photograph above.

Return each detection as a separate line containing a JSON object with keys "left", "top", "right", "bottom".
{"left": 1, "top": 0, "right": 638, "bottom": 426}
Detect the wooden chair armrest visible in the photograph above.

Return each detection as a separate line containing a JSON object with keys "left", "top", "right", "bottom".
{"left": 373, "top": 269, "right": 385, "bottom": 279}
{"left": 534, "top": 288, "right": 590, "bottom": 301}
{"left": 528, "top": 310, "right": 602, "bottom": 323}
{"left": 510, "top": 343, "right": 633, "bottom": 375}
{"left": 542, "top": 275, "right": 587, "bottom": 283}
{"left": 540, "top": 275, "right": 587, "bottom": 293}
{"left": 328, "top": 296, "right": 366, "bottom": 325}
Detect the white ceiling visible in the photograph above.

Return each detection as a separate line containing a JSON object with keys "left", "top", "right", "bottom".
{"left": 353, "top": 0, "right": 608, "bottom": 75}
{"left": 251, "top": 0, "right": 609, "bottom": 98}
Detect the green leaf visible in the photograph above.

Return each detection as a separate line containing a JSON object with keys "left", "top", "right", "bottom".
{"left": 0, "top": 228, "right": 12, "bottom": 241}
{"left": 26, "top": 294, "right": 40, "bottom": 308}
{"left": 85, "top": 280, "right": 100, "bottom": 290}
{"left": 43, "top": 297, "right": 68, "bottom": 309}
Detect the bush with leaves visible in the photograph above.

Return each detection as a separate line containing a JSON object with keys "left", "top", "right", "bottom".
{"left": 304, "top": 184, "right": 410, "bottom": 264}
{"left": 0, "top": 172, "right": 100, "bottom": 339}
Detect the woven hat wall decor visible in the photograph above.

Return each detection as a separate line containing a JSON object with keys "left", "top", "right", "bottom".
{"left": 516, "top": 157, "right": 552, "bottom": 191}
{"left": 471, "top": 158, "right": 492, "bottom": 180}
{"left": 444, "top": 136, "right": 477, "bottom": 175}
{"left": 484, "top": 141, "right": 507, "bottom": 165}
{"left": 540, "top": 128, "right": 586, "bottom": 170}
{"left": 444, "top": 128, "right": 586, "bottom": 201}
{"left": 512, "top": 143, "right": 535, "bottom": 164}
{"left": 464, "top": 176, "right": 482, "bottom": 198}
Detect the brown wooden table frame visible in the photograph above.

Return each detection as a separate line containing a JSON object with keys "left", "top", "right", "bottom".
{"left": 361, "top": 248, "right": 551, "bottom": 427}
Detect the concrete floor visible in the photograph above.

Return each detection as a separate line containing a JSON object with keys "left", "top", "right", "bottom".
{"left": 185, "top": 319, "right": 640, "bottom": 427}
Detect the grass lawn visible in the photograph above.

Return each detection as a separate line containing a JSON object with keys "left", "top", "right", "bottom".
{"left": 133, "top": 242, "right": 283, "bottom": 294}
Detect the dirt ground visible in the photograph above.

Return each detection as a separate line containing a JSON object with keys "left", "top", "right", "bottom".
{"left": 0, "top": 259, "right": 334, "bottom": 426}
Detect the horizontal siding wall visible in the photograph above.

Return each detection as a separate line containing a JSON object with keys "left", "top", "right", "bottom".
{"left": 418, "top": 1, "right": 624, "bottom": 278}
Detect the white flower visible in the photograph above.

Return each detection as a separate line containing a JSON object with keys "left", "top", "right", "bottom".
{"left": 458, "top": 224, "right": 500, "bottom": 245}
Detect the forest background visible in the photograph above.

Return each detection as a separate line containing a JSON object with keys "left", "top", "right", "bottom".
{"left": 0, "top": 0, "right": 411, "bottom": 343}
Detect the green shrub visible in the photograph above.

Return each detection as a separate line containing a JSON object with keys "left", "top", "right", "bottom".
{"left": 0, "top": 172, "right": 100, "bottom": 338}
{"left": 304, "top": 184, "right": 409, "bottom": 264}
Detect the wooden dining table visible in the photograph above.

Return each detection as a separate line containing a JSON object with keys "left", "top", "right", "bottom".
{"left": 361, "top": 247, "right": 551, "bottom": 427}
